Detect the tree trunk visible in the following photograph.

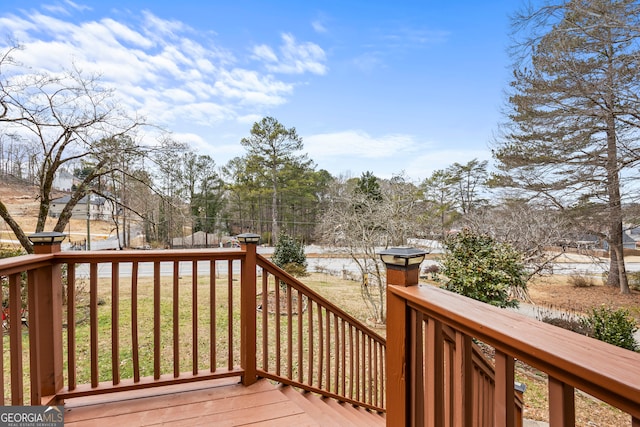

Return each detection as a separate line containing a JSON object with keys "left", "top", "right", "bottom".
{"left": 0, "top": 200, "right": 33, "bottom": 253}
{"left": 271, "top": 167, "right": 279, "bottom": 245}
{"left": 605, "top": 116, "right": 629, "bottom": 294}
{"left": 608, "top": 247, "right": 619, "bottom": 287}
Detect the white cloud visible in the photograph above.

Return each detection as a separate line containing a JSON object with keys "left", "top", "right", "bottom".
{"left": 312, "top": 20, "right": 327, "bottom": 34}
{"left": 305, "top": 130, "right": 419, "bottom": 159}
{"left": 403, "top": 148, "right": 492, "bottom": 181}
{"left": 252, "top": 45, "right": 278, "bottom": 63}
{"left": 303, "top": 131, "right": 491, "bottom": 181}
{"left": 252, "top": 33, "right": 327, "bottom": 75}
{"left": 1, "top": 7, "right": 322, "bottom": 135}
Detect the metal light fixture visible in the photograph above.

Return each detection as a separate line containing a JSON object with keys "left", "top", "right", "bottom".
{"left": 379, "top": 247, "right": 428, "bottom": 268}
{"left": 237, "top": 233, "right": 261, "bottom": 245}
{"left": 28, "top": 231, "right": 67, "bottom": 244}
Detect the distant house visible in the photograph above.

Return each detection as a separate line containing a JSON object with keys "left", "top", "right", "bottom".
{"left": 52, "top": 169, "right": 79, "bottom": 192}
{"left": 575, "top": 233, "right": 637, "bottom": 250}
{"left": 49, "top": 194, "right": 116, "bottom": 221}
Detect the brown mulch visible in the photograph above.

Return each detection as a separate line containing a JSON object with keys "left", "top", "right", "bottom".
{"left": 527, "top": 275, "right": 640, "bottom": 321}
{"left": 516, "top": 275, "right": 639, "bottom": 426}
{"left": 256, "top": 291, "right": 307, "bottom": 315}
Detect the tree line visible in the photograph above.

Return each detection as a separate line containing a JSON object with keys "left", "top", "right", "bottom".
{"left": 2, "top": 1, "right": 640, "bottom": 297}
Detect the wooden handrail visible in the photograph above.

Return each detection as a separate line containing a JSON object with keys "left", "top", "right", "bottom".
{"left": 388, "top": 283, "right": 640, "bottom": 424}
{"left": 255, "top": 254, "right": 386, "bottom": 412}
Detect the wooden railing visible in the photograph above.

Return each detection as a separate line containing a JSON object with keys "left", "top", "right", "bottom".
{"left": 387, "top": 281, "right": 640, "bottom": 426}
{"left": 255, "top": 254, "right": 386, "bottom": 412}
{"left": 0, "top": 241, "right": 385, "bottom": 412}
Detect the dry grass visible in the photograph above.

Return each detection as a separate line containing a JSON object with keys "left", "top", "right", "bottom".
{"left": 0, "top": 180, "right": 115, "bottom": 245}
{"left": 510, "top": 275, "right": 639, "bottom": 426}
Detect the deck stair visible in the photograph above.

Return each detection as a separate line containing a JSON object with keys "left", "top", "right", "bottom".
{"left": 278, "top": 383, "right": 385, "bottom": 426}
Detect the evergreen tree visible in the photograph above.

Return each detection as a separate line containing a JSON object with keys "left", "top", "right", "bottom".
{"left": 494, "top": 0, "right": 640, "bottom": 293}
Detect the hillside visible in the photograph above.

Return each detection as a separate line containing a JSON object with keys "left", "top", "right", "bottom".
{"left": 0, "top": 176, "right": 114, "bottom": 245}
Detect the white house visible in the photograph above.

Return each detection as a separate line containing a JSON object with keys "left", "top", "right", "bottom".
{"left": 49, "top": 194, "right": 116, "bottom": 221}
{"left": 52, "top": 169, "right": 78, "bottom": 192}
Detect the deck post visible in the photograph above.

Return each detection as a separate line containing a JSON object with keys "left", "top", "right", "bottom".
{"left": 239, "top": 233, "right": 260, "bottom": 386}
{"left": 380, "top": 247, "right": 427, "bottom": 427}
{"left": 28, "top": 232, "right": 66, "bottom": 404}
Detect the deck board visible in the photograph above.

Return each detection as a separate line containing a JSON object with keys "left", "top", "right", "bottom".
{"left": 63, "top": 378, "right": 320, "bottom": 426}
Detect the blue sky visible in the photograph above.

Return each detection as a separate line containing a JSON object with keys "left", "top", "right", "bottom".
{"left": 0, "top": 0, "right": 519, "bottom": 181}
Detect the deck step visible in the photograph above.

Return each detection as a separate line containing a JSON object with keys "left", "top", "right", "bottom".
{"left": 278, "top": 385, "right": 385, "bottom": 427}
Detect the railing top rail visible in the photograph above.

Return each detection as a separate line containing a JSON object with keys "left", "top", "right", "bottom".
{"left": 389, "top": 283, "right": 640, "bottom": 418}
{"left": 0, "top": 253, "right": 54, "bottom": 276}
{"left": 257, "top": 254, "right": 386, "bottom": 344}
{"left": 53, "top": 248, "right": 245, "bottom": 263}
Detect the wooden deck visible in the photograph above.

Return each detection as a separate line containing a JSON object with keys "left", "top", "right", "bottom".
{"left": 63, "top": 377, "right": 386, "bottom": 426}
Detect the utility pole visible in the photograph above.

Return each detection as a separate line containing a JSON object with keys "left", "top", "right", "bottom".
{"left": 86, "top": 193, "right": 91, "bottom": 250}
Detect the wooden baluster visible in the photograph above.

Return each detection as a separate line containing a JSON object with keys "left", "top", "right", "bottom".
{"left": 287, "top": 285, "right": 292, "bottom": 379}
{"left": 210, "top": 260, "right": 217, "bottom": 373}
{"left": 90, "top": 263, "right": 99, "bottom": 387}
{"left": 548, "top": 376, "right": 575, "bottom": 427}
{"left": 317, "top": 305, "right": 323, "bottom": 389}
{"left": 453, "top": 332, "right": 473, "bottom": 427}
{"left": 340, "top": 320, "right": 347, "bottom": 397}
{"left": 132, "top": 262, "right": 140, "bottom": 383}
{"left": 494, "top": 350, "right": 515, "bottom": 427}
{"left": 426, "top": 316, "right": 444, "bottom": 427}
{"left": 275, "top": 275, "right": 281, "bottom": 376}
{"left": 334, "top": 313, "right": 339, "bottom": 395}
{"left": 192, "top": 260, "right": 198, "bottom": 375}
{"left": 307, "top": 300, "right": 313, "bottom": 385}
{"left": 355, "top": 327, "right": 359, "bottom": 400}
{"left": 227, "top": 260, "right": 234, "bottom": 370}
{"left": 261, "top": 271, "right": 268, "bottom": 372}
{"left": 349, "top": 324, "right": 354, "bottom": 400}
{"left": 111, "top": 263, "right": 120, "bottom": 385}
{"left": 153, "top": 262, "right": 161, "bottom": 380}
{"left": 67, "top": 264, "right": 77, "bottom": 390}
{"left": 173, "top": 262, "right": 180, "bottom": 377}
{"left": 9, "top": 273, "right": 23, "bottom": 404}
{"left": 325, "top": 309, "right": 330, "bottom": 392}
{"left": 297, "top": 289, "right": 303, "bottom": 384}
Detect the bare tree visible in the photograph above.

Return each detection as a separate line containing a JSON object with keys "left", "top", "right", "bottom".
{"left": 0, "top": 47, "right": 145, "bottom": 252}
{"left": 464, "top": 200, "right": 574, "bottom": 280}
{"left": 318, "top": 173, "right": 425, "bottom": 324}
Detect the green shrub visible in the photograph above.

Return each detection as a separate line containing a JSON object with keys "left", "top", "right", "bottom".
{"left": 439, "top": 229, "right": 526, "bottom": 308}
{"left": 272, "top": 234, "right": 307, "bottom": 277}
{"left": 0, "top": 246, "right": 25, "bottom": 259}
{"left": 582, "top": 306, "right": 639, "bottom": 351}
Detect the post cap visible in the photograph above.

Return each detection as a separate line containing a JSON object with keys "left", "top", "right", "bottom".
{"left": 27, "top": 231, "right": 67, "bottom": 244}
{"left": 379, "top": 247, "right": 428, "bottom": 268}
{"left": 237, "top": 233, "right": 261, "bottom": 245}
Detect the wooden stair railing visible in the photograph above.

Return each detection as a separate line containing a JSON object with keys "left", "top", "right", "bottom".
{"left": 388, "top": 283, "right": 640, "bottom": 427}
{"left": 254, "top": 253, "right": 386, "bottom": 412}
